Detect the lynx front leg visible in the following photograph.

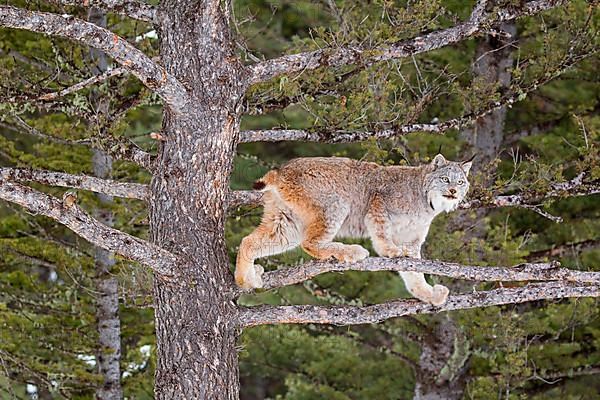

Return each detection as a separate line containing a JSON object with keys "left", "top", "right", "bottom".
{"left": 365, "top": 196, "right": 403, "bottom": 258}
{"left": 399, "top": 246, "right": 449, "bottom": 306}
{"left": 366, "top": 196, "right": 449, "bottom": 305}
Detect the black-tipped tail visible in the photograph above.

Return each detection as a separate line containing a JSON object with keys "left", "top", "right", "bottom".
{"left": 253, "top": 180, "right": 266, "bottom": 190}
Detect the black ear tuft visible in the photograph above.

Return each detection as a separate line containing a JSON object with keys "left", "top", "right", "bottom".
{"left": 461, "top": 154, "right": 476, "bottom": 175}
{"left": 252, "top": 180, "right": 266, "bottom": 190}
{"left": 437, "top": 144, "right": 442, "bottom": 155}
{"left": 464, "top": 153, "right": 477, "bottom": 163}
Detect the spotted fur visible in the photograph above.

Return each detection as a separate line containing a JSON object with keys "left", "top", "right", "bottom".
{"left": 236, "top": 154, "right": 472, "bottom": 305}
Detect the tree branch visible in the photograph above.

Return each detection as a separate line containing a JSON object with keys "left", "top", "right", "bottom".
{"left": 0, "top": 167, "right": 149, "bottom": 200}
{"left": 526, "top": 239, "right": 600, "bottom": 261}
{"left": 248, "top": 0, "right": 565, "bottom": 85}
{"left": 258, "top": 257, "right": 599, "bottom": 291}
{"left": 1, "top": 116, "right": 155, "bottom": 170}
{"left": 0, "top": 179, "right": 175, "bottom": 275}
{"left": 0, "top": 6, "right": 187, "bottom": 109}
{"left": 238, "top": 282, "right": 600, "bottom": 327}
{"left": 461, "top": 173, "right": 600, "bottom": 210}
{"left": 45, "top": 0, "right": 156, "bottom": 23}
{"left": 36, "top": 66, "right": 127, "bottom": 101}
{"left": 242, "top": 46, "right": 591, "bottom": 143}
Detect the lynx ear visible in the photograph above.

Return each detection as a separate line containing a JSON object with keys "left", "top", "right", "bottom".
{"left": 431, "top": 154, "right": 447, "bottom": 169}
{"left": 461, "top": 154, "right": 476, "bottom": 175}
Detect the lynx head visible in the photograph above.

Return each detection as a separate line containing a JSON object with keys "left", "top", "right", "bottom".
{"left": 425, "top": 154, "right": 473, "bottom": 213}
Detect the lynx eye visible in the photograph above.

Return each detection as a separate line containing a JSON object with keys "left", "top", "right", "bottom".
{"left": 457, "top": 179, "right": 465, "bottom": 185}
{"left": 440, "top": 176, "right": 450, "bottom": 183}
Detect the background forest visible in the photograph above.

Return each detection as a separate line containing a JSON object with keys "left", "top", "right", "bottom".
{"left": 0, "top": 0, "right": 599, "bottom": 399}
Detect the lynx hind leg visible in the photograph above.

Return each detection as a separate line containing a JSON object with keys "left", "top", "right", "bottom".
{"left": 236, "top": 201, "right": 300, "bottom": 290}
{"left": 300, "top": 207, "right": 369, "bottom": 263}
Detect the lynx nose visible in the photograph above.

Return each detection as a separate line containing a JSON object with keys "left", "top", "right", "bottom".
{"left": 449, "top": 188, "right": 457, "bottom": 195}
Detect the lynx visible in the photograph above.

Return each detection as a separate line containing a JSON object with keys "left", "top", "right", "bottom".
{"left": 236, "top": 154, "right": 473, "bottom": 306}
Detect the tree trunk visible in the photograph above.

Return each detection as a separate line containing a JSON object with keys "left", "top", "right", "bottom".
{"left": 150, "top": 2, "right": 246, "bottom": 398}
{"left": 93, "top": 150, "right": 123, "bottom": 400}
{"left": 88, "top": 8, "right": 123, "bottom": 400}
{"left": 413, "top": 317, "right": 469, "bottom": 400}
{"left": 460, "top": 22, "right": 517, "bottom": 169}
{"left": 419, "top": 21, "right": 518, "bottom": 400}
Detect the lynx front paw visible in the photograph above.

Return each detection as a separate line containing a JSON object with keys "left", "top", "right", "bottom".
{"left": 235, "top": 264, "right": 264, "bottom": 290}
{"left": 383, "top": 248, "right": 403, "bottom": 258}
{"left": 337, "top": 244, "right": 370, "bottom": 263}
{"left": 429, "top": 284, "right": 449, "bottom": 306}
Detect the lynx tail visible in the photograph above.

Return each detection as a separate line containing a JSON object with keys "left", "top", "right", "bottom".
{"left": 252, "top": 169, "right": 279, "bottom": 191}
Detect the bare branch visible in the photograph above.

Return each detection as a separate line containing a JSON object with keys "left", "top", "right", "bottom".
{"left": 0, "top": 179, "right": 175, "bottom": 275}
{"left": 0, "top": 6, "right": 188, "bottom": 109}
{"left": 2, "top": 116, "right": 155, "bottom": 170}
{"left": 248, "top": 0, "right": 565, "bottom": 85}
{"left": 0, "top": 118, "right": 72, "bottom": 145}
{"left": 526, "top": 239, "right": 600, "bottom": 261}
{"left": 227, "top": 189, "right": 263, "bottom": 209}
{"left": 242, "top": 47, "right": 591, "bottom": 143}
{"left": 257, "top": 257, "right": 599, "bottom": 291}
{"left": 45, "top": 0, "right": 156, "bottom": 23}
{"left": 88, "top": 134, "right": 156, "bottom": 171}
{"left": 37, "top": 67, "right": 127, "bottom": 101}
{"left": 461, "top": 173, "right": 600, "bottom": 210}
{"left": 0, "top": 167, "right": 149, "bottom": 200}
{"left": 238, "top": 282, "right": 600, "bottom": 327}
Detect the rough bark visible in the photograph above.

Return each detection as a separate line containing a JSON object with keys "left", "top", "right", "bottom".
{"left": 89, "top": 8, "right": 123, "bottom": 399}
{"left": 148, "top": 1, "right": 247, "bottom": 398}
{"left": 239, "top": 282, "right": 600, "bottom": 327}
{"left": 0, "top": 167, "right": 148, "bottom": 200}
{"left": 413, "top": 316, "right": 469, "bottom": 400}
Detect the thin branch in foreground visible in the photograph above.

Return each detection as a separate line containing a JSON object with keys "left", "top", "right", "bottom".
{"left": 238, "top": 282, "right": 600, "bottom": 327}
{"left": 0, "top": 179, "right": 175, "bottom": 275}
{"left": 526, "top": 239, "right": 600, "bottom": 261}
{"left": 2, "top": 117, "right": 155, "bottom": 170}
{"left": 242, "top": 46, "right": 593, "bottom": 143}
{"left": 0, "top": 6, "right": 187, "bottom": 109}
{"left": 45, "top": 0, "right": 156, "bottom": 23}
{"left": 257, "top": 257, "right": 599, "bottom": 291}
{"left": 248, "top": 0, "right": 565, "bottom": 84}
{"left": 0, "top": 168, "right": 149, "bottom": 200}
{"left": 37, "top": 67, "right": 127, "bottom": 101}
{"left": 460, "top": 173, "right": 600, "bottom": 210}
